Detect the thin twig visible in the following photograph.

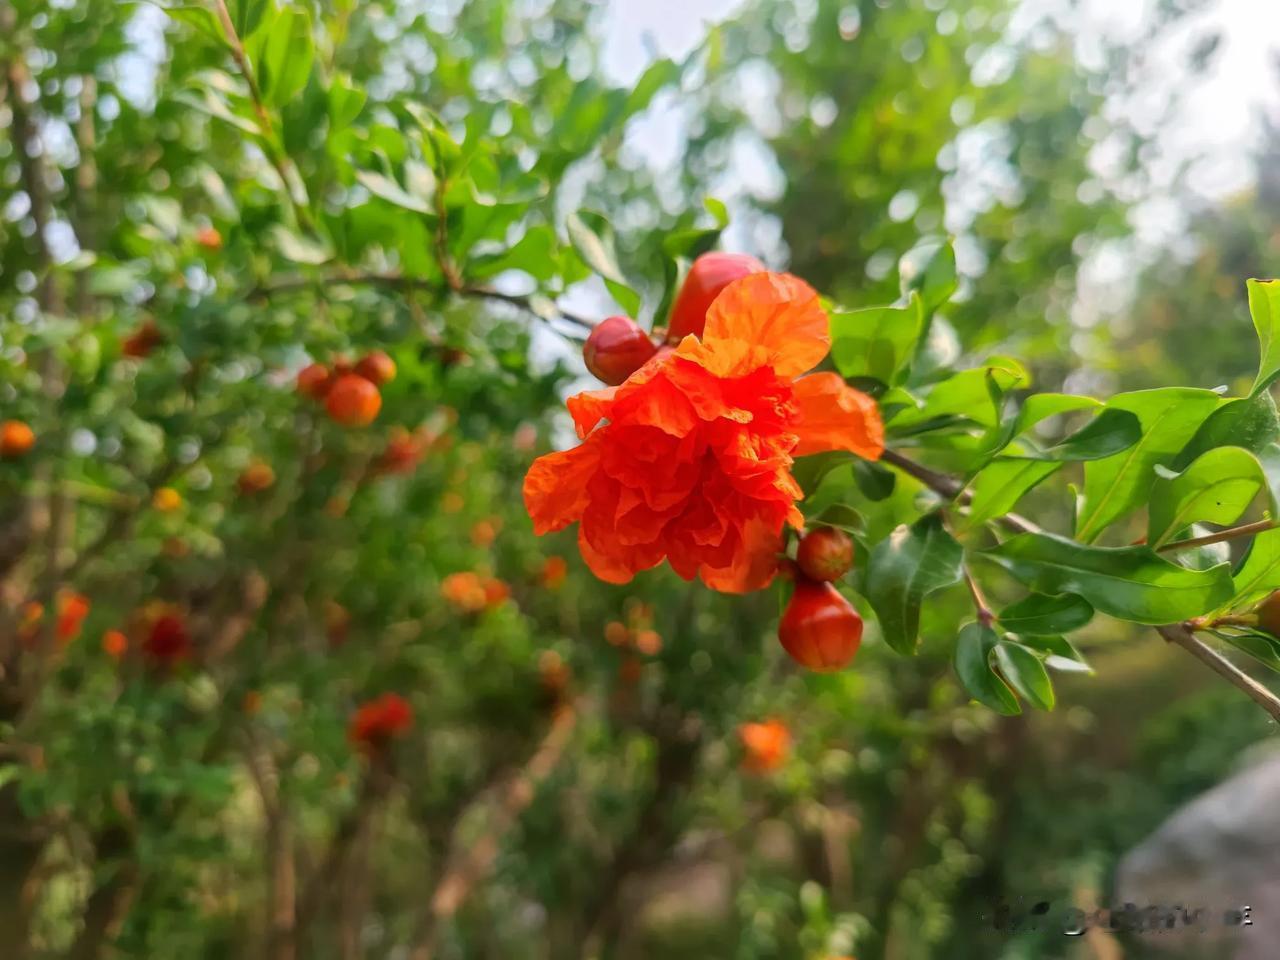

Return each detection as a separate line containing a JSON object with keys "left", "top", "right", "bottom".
{"left": 963, "top": 567, "right": 994, "bottom": 626}
{"left": 247, "top": 272, "right": 595, "bottom": 332}
{"left": 1158, "top": 519, "right": 1277, "bottom": 554}
{"left": 1158, "top": 624, "right": 1280, "bottom": 723}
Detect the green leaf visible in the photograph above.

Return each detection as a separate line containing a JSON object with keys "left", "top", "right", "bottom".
{"left": 984, "top": 531, "right": 1234, "bottom": 625}
{"left": 891, "top": 356, "right": 1029, "bottom": 431}
{"left": 354, "top": 169, "right": 434, "bottom": 214}
{"left": 704, "top": 196, "right": 730, "bottom": 228}
{"left": 1248, "top": 279, "right": 1280, "bottom": 396}
{"left": 954, "top": 623, "right": 1020, "bottom": 715}
{"left": 853, "top": 459, "right": 897, "bottom": 502}
{"left": 1219, "top": 629, "right": 1280, "bottom": 673}
{"left": 1016, "top": 634, "right": 1094, "bottom": 674}
{"left": 229, "top": 0, "right": 271, "bottom": 38}
{"left": 997, "top": 593, "right": 1095, "bottom": 636}
{"left": 1007, "top": 408, "right": 1142, "bottom": 462}
{"left": 1076, "top": 387, "right": 1223, "bottom": 542}
{"left": 269, "top": 225, "right": 331, "bottom": 265}
{"left": 829, "top": 294, "right": 924, "bottom": 386}
{"left": 1147, "top": 446, "right": 1266, "bottom": 548}
{"left": 566, "top": 212, "right": 640, "bottom": 317}
{"left": 1228, "top": 526, "right": 1280, "bottom": 611}
{"left": 468, "top": 224, "right": 561, "bottom": 282}
{"left": 164, "top": 5, "right": 229, "bottom": 44}
{"left": 258, "top": 6, "right": 313, "bottom": 107}
{"left": 993, "top": 641, "right": 1055, "bottom": 710}
{"left": 328, "top": 76, "right": 367, "bottom": 129}
{"left": 965, "top": 459, "right": 1060, "bottom": 529}
{"left": 1174, "top": 392, "right": 1280, "bottom": 469}
{"left": 864, "top": 514, "right": 964, "bottom": 654}
{"left": 899, "top": 238, "right": 957, "bottom": 312}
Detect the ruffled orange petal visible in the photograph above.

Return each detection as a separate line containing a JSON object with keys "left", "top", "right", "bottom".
{"left": 523, "top": 434, "right": 604, "bottom": 535}
{"left": 792, "top": 372, "right": 884, "bottom": 460}
{"left": 567, "top": 387, "right": 617, "bottom": 438}
{"left": 698, "top": 516, "right": 783, "bottom": 593}
{"left": 700, "top": 272, "right": 830, "bottom": 378}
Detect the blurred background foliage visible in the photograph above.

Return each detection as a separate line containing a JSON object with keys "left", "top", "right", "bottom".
{"left": 0, "top": 0, "right": 1276, "bottom": 958}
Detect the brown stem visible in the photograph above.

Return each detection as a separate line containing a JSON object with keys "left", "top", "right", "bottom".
{"left": 1158, "top": 624, "right": 1280, "bottom": 723}
{"left": 1157, "top": 518, "right": 1277, "bottom": 554}
{"left": 963, "top": 566, "right": 994, "bottom": 626}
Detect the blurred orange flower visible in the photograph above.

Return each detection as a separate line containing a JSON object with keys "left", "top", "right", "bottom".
{"left": 540, "top": 555, "right": 568, "bottom": 589}
{"left": 470, "top": 517, "right": 502, "bottom": 547}
{"left": 101, "top": 629, "right": 128, "bottom": 660}
{"left": 442, "top": 572, "right": 509, "bottom": 612}
{"left": 524, "top": 272, "right": 882, "bottom": 593}
{"left": 739, "top": 718, "right": 791, "bottom": 774}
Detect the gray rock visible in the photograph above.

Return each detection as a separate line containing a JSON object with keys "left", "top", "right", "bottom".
{"left": 1115, "top": 748, "right": 1280, "bottom": 959}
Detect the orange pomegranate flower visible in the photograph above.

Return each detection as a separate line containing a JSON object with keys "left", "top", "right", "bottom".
{"left": 739, "top": 718, "right": 791, "bottom": 774}
{"left": 56, "top": 592, "right": 91, "bottom": 645}
{"left": 523, "top": 272, "right": 883, "bottom": 592}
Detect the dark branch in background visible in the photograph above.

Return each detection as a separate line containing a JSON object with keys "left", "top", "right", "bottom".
{"left": 880, "top": 448, "right": 1280, "bottom": 721}
{"left": 410, "top": 704, "right": 579, "bottom": 960}
{"left": 248, "top": 272, "right": 596, "bottom": 335}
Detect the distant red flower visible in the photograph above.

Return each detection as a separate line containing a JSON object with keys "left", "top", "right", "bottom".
{"left": 101, "top": 630, "right": 128, "bottom": 660}
{"left": 348, "top": 693, "right": 413, "bottom": 751}
{"left": 143, "top": 612, "right": 192, "bottom": 666}
{"left": 524, "top": 272, "right": 883, "bottom": 593}
{"left": 55, "top": 592, "right": 91, "bottom": 645}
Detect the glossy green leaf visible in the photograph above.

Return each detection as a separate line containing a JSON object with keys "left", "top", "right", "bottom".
{"left": 165, "top": 5, "right": 229, "bottom": 44}
{"left": 1228, "top": 526, "right": 1280, "bottom": 611}
{"left": 864, "top": 514, "right": 964, "bottom": 654}
{"left": 1147, "top": 446, "right": 1266, "bottom": 548}
{"left": 230, "top": 0, "right": 271, "bottom": 38}
{"left": 566, "top": 212, "right": 641, "bottom": 316}
{"left": 1219, "top": 630, "right": 1280, "bottom": 673}
{"left": 829, "top": 293, "right": 924, "bottom": 386}
{"left": 354, "top": 169, "right": 434, "bottom": 214}
{"left": 993, "top": 641, "right": 1055, "bottom": 710}
{"left": 985, "top": 531, "right": 1234, "bottom": 624}
{"left": 328, "top": 76, "right": 367, "bottom": 129}
{"left": 965, "top": 459, "right": 1060, "bottom": 529}
{"left": 1008, "top": 408, "right": 1142, "bottom": 462}
{"left": 899, "top": 238, "right": 957, "bottom": 311}
{"left": 269, "top": 225, "right": 331, "bottom": 265}
{"left": 1174, "top": 392, "right": 1280, "bottom": 469}
{"left": 259, "top": 6, "right": 313, "bottom": 107}
{"left": 1016, "top": 634, "right": 1094, "bottom": 673}
{"left": 997, "top": 593, "right": 1095, "bottom": 636}
{"left": 1248, "top": 279, "right": 1280, "bottom": 396}
{"left": 892, "top": 356, "right": 1029, "bottom": 431}
{"left": 1076, "top": 387, "right": 1222, "bottom": 542}
{"left": 954, "top": 623, "right": 1020, "bottom": 715}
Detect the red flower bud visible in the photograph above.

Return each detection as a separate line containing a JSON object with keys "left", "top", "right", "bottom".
{"left": 666, "top": 252, "right": 766, "bottom": 343}
{"left": 582, "top": 316, "right": 658, "bottom": 386}
{"left": 355, "top": 350, "right": 397, "bottom": 386}
{"left": 297, "top": 362, "right": 332, "bottom": 399}
{"left": 326, "top": 374, "right": 382, "bottom": 426}
{"left": 796, "top": 527, "right": 854, "bottom": 582}
{"left": 778, "top": 578, "right": 862, "bottom": 672}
